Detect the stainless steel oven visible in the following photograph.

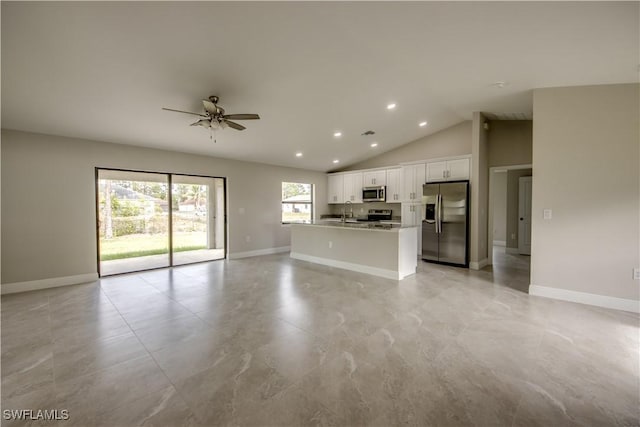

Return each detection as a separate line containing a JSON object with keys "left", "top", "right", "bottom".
{"left": 362, "top": 186, "right": 386, "bottom": 202}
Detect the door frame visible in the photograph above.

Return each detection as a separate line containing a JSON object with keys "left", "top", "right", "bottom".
{"left": 518, "top": 176, "right": 533, "bottom": 255}
{"left": 95, "top": 167, "right": 228, "bottom": 277}
{"left": 487, "top": 164, "right": 532, "bottom": 265}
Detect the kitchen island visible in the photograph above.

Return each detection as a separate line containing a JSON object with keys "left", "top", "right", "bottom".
{"left": 290, "top": 222, "right": 418, "bottom": 280}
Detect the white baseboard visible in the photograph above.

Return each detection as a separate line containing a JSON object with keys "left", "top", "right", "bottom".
{"left": 506, "top": 247, "right": 520, "bottom": 254}
{"left": 1, "top": 273, "right": 99, "bottom": 295}
{"left": 529, "top": 284, "right": 640, "bottom": 314}
{"left": 229, "top": 246, "right": 290, "bottom": 260}
{"left": 290, "top": 252, "right": 410, "bottom": 280}
{"left": 493, "top": 240, "right": 506, "bottom": 247}
{"left": 469, "top": 258, "right": 489, "bottom": 270}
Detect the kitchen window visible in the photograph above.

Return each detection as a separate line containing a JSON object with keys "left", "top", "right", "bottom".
{"left": 282, "top": 182, "right": 313, "bottom": 224}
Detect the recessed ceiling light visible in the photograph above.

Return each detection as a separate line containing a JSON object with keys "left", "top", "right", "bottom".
{"left": 419, "top": 121, "right": 428, "bottom": 127}
{"left": 386, "top": 103, "right": 396, "bottom": 110}
{"left": 333, "top": 132, "right": 342, "bottom": 137}
{"left": 333, "top": 159, "right": 340, "bottom": 164}
{"left": 370, "top": 143, "right": 378, "bottom": 148}
{"left": 295, "top": 152, "right": 303, "bottom": 157}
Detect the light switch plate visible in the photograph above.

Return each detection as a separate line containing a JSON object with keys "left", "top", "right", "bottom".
{"left": 543, "top": 209, "right": 552, "bottom": 220}
{"left": 634, "top": 268, "right": 640, "bottom": 280}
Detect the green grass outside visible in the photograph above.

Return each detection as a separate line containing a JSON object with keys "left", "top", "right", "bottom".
{"left": 100, "top": 232, "right": 207, "bottom": 261}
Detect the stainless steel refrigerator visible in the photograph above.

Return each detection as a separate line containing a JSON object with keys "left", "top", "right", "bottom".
{"left": 422, "top": 181, "right": 469, "bottom": 267}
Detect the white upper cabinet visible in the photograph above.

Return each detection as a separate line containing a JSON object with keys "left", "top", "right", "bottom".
{"left": 327, "top": 174, "right": 344, "bottom": 204}
{"left": 401, "top": 164, "right": 426, "bottom": 202}
{"left": 362, "top": 170, "right": 386, "bottom": 187}
{"left": 343, "top": 172, "right": 363, "bottom": 203}
{"left": 447, "top": 158, "right": 470, "bottom": 180}
{"left": 426, "top": 158, "right": 470, "bottom": 182}
{"left": 385, "top": 168, "right": 401, "bottom": 203}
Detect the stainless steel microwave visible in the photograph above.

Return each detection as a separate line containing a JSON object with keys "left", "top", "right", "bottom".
{"left": 362, "top": 186, "right": 386, "bottom": 202}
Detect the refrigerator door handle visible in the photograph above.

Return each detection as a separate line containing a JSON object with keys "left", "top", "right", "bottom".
{"left": 435, "top": 193, "right": 440, "bottom": 233}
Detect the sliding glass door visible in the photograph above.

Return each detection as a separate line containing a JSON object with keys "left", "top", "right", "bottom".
{"left": 97, "top": 169, "right": 226, "bottom": 276}
{"left": 171, "top": 175, "right": 226, "bottom": 266}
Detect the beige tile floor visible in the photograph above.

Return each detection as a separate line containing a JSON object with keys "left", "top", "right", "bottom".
{"left": 1, "top": 249, "right": 638, "bottom": 426}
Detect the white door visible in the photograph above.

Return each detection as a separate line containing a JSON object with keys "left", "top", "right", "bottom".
{"left": 518, "top": 176, "right": 532, "bottom": 255}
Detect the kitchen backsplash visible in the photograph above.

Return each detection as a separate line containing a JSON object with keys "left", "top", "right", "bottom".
{"left": 325, "top": 202, "right": 401, "bottom": 218}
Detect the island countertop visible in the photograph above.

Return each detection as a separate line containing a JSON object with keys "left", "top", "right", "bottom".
{"left": 290, "top": 223, "right": 418, "bottom": 279}
{"left": 292, "top": 221, "right": 415, "bottom": 232}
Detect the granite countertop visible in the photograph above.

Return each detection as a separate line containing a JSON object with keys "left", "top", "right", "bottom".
{"left": 292, "top": 221, "right": 417, "bottom": 231}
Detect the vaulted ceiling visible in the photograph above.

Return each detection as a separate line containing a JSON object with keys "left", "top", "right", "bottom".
{"left": 2, "top": 2, "right": 638, "bottom": 171}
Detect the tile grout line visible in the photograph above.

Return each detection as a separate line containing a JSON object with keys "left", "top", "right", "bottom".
{"left": 95, "top": 280, "right": 194, "bottom": 419}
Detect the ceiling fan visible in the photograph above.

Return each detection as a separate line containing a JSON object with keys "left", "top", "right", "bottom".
{"left": 162, "top": 96, "right": 260, "bottom": 140}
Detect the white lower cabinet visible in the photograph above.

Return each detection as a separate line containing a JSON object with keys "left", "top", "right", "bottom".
{"left": 402, "top": 203, "right": 422, "bottom": 255}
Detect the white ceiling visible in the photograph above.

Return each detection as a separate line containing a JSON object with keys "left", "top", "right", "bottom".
{"left": 2, "top": 2, "right": 638, "bottom": 172}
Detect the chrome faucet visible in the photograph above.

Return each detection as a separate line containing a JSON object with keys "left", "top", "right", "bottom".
{"left": 341, "top": 201, "right": 353, "bottom": 222}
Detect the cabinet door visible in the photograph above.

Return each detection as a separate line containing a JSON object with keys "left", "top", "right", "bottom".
{"left": 327, "top": 174, "right": 344, "bottom": 204}
{"left": 363, "top": 170, "right": 386, "bottom": 186}
{"left": 415, "top": 164, "right": 425, "bottom": 200}
{"left": 401, "top": 166, "right": 416, "bottom": 202}
{"left": 401, "top": 203, "right": 422, "bottom": 226}
{"left": 426, "top": 161, "right": 447, "bottom": 182}
{"left": 447, "top": 158, "right": 470, "bottom": 180}
{"left": 386, "top": 168, "right": 401, "bottom": 202}
{"left": 401, "top": 164, "right": 425, "bottom": 202}
{"left": 343, "top": 172, "right": 363, "bottom": 203}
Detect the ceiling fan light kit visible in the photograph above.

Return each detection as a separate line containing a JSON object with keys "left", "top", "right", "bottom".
{"left": 162, "top": 95, "right": 260, "bottom": 142}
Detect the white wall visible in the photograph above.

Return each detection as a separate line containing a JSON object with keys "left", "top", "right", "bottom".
{"left": 1, "top": 129, "right": 327, "bottom": 286}
{"left": 531, "top": 83, "right": 639, "bottom": 305}
{"left": 340, "top": 121, "right": 472, "bottom": 171}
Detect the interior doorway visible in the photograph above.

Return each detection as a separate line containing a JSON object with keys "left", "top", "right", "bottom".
{"left": 487, "top": 165, "right": 532, "bottom": 292}
{"left": 96, "top": 168, "right": 226, "bottom": 276}
{"left": 487, "top": 165, "right": 533, "bottom": 264}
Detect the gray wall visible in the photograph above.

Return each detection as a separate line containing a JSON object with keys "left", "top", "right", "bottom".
{"left": 470, "top": 112, "right": 489, "bottom": 266}
{"left": 506, "top": 169, "right": 532, "bottom": 249}
{"left": 488, "top": 120, "right": 532, "bottom": 167}
{"left": 1, "top": 129, "right": 328, "bottom": 285}
{"left": 491, "top": 171, "right": 508, "bottom": 244}
{"left": 340, "top": 121, "right": 471, "bottom": 171}
{"left": 531, "top": 83, "right": 639, "bottom": 301}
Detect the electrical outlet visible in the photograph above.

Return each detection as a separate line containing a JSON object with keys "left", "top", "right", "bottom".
{"left": 245, "top": 235, "right": 251, "bottom": 242}
{"left": 543, "top": 209, "right": 552, "bottom": 220}
{"left": 634, "top": 268, "right": 640, "bottom": 280}
{"left": 328, "top": 241, "right": 333, "bottom": 249}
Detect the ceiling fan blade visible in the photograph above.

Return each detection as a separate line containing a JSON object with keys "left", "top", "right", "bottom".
{"left": 190, "top": 119, "right": 211, "bottom": 128}
{"left": 162, "top": 107, "right": 207, "bottom": 118}
{"left": 225, "top": 120, "right": 246, "bottom": 131}
{"left": 223, "top": 114, "right": 260, "bottom": 120}
{"left": 202, "top": 100, "right": 218, "bottom": 114}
